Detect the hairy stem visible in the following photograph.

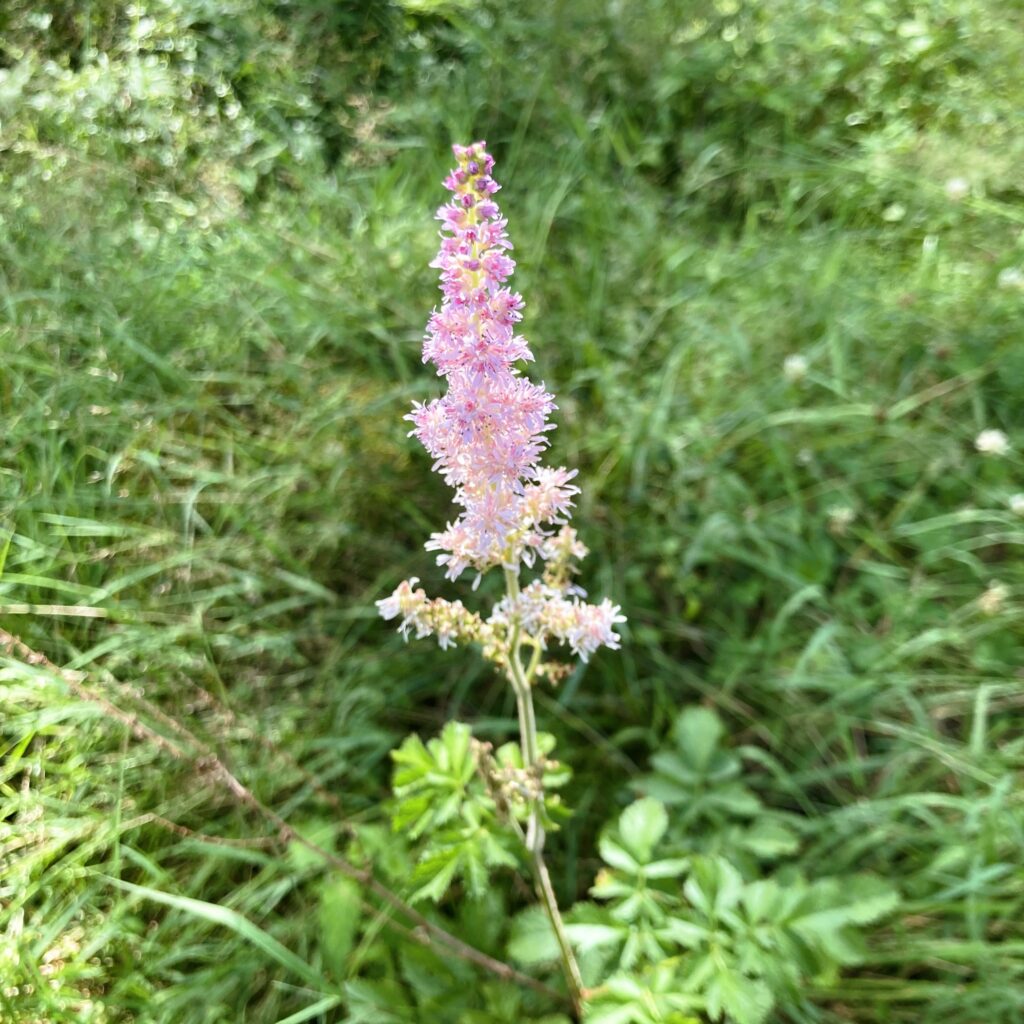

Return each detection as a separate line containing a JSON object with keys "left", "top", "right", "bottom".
{"left": 504, "top": 568, "right": 585, "bottom": 1017}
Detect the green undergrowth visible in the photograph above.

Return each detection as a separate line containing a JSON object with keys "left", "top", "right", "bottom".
{"left": 1, "top": 1, "right": 1022, "bottom": 1022}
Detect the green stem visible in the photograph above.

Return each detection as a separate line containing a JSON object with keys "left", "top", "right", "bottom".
{"left": 503, "top": 567, "right": 585, "bottom": 1018}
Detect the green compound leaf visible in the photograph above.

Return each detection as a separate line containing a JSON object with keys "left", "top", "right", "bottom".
{"left": 583, "top": 967, "right": 702, "bottom": 1024}
{"left": 390, "top": 722, "right": 520, "bottom": 904}
{"left": 640, "top": 707, "right": 761, "bottom": 828}
{"left": 653, "top": 859, "right": 899, "bottom": 1017}
{"left": 410, "top": 817, "right": 519, "bottom": 903}
{"left": 702, "top": 957, "right": 774, "bottom": 1024}
{"left": 391, "top": 722, "right": 481, "bottom": 838}
{"left": 781, "top": 874, "right": 900, "bottom": 967}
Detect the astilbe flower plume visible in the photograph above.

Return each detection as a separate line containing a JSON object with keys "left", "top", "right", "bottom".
{"left": 378, "top": 141, "right": 624, "bottom": 664}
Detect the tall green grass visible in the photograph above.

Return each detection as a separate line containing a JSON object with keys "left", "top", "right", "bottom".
{"left": 2, "top": 1, "right": 1022, "bottom": 1021}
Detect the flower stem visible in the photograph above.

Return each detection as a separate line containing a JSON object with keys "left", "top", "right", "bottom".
{"left": 504, "top": 567, "right": 585, "bottom": 1018}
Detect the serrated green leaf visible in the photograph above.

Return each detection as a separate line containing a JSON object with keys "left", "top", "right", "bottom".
{"left": 704, "top": 959, "right": 774, "bottom": 1024}
{"left": 584, "top": 969, "right": 702, "bottom": 1024}
{"left": 619, "top": 797, "right": 668, "bottom": 863}
{"left": 411, "top": 846, "right": 462, "bottom": 903}
{"left": 583, "top": 1003, "right": 641, "bottom": 1024}
{"left": 739, "top": 878, "right": 783, "bottom": 923}
{"left": 658, "top": 917, "right": 711, "bottom": 949}
{"left": 408, "top": 821, "right": 518, "bottom": 903}
{"left": 436, "top": 720, "right": 474, "bottom": 780}
{"left": 583, "top": 1002, "right": 639, "bottom": 1024}
{"left": 599, "top": 834, "right": 642, "bottom": 873}
{"left": 787, "top": 875, "right": 898, "bottom": 966}
{"left": 685, "top": 857, "right": 744, "bottom": 917}
{"left": 508, "top": 905, "right": 560, "bottom": 965}
{"left": 564, "top": 922, "right": 627, "bottom": 951}
{"left": 737, "top": 819, "right": 799, "bottom": 859}
{"left": 644, "top": 857, "right": 690, "bottom": 879}
{"left": 673, "top": 706, "right": 724, "bottom": 772}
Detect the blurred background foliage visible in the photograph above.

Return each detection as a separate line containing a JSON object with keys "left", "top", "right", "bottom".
{"left": 1, "top": 0, "right": 1022, "bottom": 1021}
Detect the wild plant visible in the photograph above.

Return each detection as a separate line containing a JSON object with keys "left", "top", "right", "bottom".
{"left": 378, "top": 143, "right": 896, "bottom": 1023}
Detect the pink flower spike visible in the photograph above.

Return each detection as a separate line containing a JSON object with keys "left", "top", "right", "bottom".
{"left": 380, "top": 141, "right": 624, "bottom": 663}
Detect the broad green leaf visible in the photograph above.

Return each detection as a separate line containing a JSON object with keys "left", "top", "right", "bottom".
{"left": 599, "top": 834, "right": 641, "bottom": 874}
{"left": 508, "top": 905, "right": 560, "bottom": 965}
{"left": 643, "top": 857, "right": 690, "bottom": 879}
{"left": 737, "top": 818, "right": 799, "bottom": 859}
{"left": 673, "top": 706, "right": 724, "bottom": 772}
{"left": 739, "top": 878, "right": 783, "bottom": 923}
{"left": 684, "top": 857, "right": 744, "bottom": 917}
{"left": 564, "top": 922, "right": 627, "bottom": 951}
{"left": 619, "top": 797, "right": 668, "bottom": 863}
{"left": 707, "top": 783, "right": 761, "bottom": 819}
{"left": 659, "top": 917, "right": 712, "bottom": 949}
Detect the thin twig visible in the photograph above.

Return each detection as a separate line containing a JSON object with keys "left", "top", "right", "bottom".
{"left": 184, "top": 678, "right": 345, "bottom": 813}
{"left": 133, "top": 813, "right": 283, "bottom": 849}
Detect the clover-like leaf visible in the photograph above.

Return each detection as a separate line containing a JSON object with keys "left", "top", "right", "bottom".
{"left": 640, "top": 707, "right": 761, "bottom": 829}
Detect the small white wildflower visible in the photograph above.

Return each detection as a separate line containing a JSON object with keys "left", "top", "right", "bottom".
{"left": 1009, "top": 493, "right": 1024, "bottom": 516}
{"left": 978, "top": 581, "right": 1009, "bottom": 616}
{"left": 997, "top": 267, "right": 1024, "bottom": 291}
{"left": 975, "top": 429, "right": 1010, "bottom": 456}
{"left": 783, "top": 354, "right": 808, "bottom": 382}
{"left": 944, "top": 177, "right": 970, "bottom": 202}
{"left": 827, "top": 506, "right": 855, "bottom": 536}
{"left": 922, "top": 234, "right": 939, "bottom": 256}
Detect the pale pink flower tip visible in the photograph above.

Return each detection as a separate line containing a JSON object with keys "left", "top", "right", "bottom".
{"left": 410, "top": 140, "right": 581, "bottom": 579}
